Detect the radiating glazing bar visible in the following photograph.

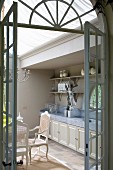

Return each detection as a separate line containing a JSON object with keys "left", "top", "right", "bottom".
{"left": 59, "top": 0, "right": 74, "bottom": 25}
{"left": 3, "top": 43, "right": 13, "bottom": 53}
{"left": 44, "top": 2, "right": 56, "bottom": 25}
{"left": 1, "top": 4, "right": 14, "bottom": 25}
{"left": 56, "top": 0, "right": 58, "bottom": 24}
{"left": 60, "top": 4, "right": 82, "bottom": 29}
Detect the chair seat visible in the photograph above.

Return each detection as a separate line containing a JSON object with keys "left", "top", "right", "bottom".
{"left": 8, "top": 147, "right": 27, "bottom": 153}
{"left": 28, "top": 111, "right": 50, "bottom": 163}
{"left": 29, "top": 138, "right": 47, "bottom": 147}
{"left": 17, "top": 148, "right": 27, "bottom": 153}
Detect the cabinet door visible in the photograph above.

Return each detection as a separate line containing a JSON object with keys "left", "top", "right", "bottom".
{"left": 77, "top": 127, "right": 85, "bottom": 154}
{"left": 68, "top": 125, "right": 77, "bottom": 150}
{"left": 90, "top": 131, "right": 96, "bottom": 159}
{"left": 52, "top": 121, "right": 59, "bottom": 142}
{"left": 90, "top": 131, "right": 101, "bottom": 159}
{"left": 59, "top": 122, "right": 68, "bottom": 146}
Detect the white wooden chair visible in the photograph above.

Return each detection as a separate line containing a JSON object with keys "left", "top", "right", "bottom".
{"left": 29, "top": 111, "right": 50, "bottom": 163}
{"left": 16, "top": 121, "right": 29, "bottom": 169}
{"left": 3, "top": 121, "right": 29, "bottom": 170}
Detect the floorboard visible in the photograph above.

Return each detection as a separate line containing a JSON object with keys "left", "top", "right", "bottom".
{"left": 41, "top": 139, "right": 84, "bottom": 170}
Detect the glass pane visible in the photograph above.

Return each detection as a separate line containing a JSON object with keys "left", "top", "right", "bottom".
{"left": 3, "top": 83, "right": 6, "bottom": 113}
{"left": 85, "top": 23, "right": 105, "bottom": 170}
{"left": 90, "top": 163, "right": 101, "bottom": 170}
{"left": 3, "top": 123, "right": 13, "bottom": 161}
{"left": 89, "top": 29, "right": 96, "bottom": 62}
{"left": 9, "top": 25, "right": 13, "bottom": 47}
{"left": 89, "top": 28, "right": 96, "bottom": 89}
{"left": 9, "top": 47, "right": 13, "bottom": 116}
{"left": 17, "top": 28, "right": 63, "bottom": 55}
{"left": 89, "top": 132, "right": 96, "bottom": 159}
{"left": 90, "top": 85, "right": 102, "bottom": 110}
{"left": 4, "top": 0, "right": 97, "bottom": 56}
{"left": 4, "top": 26, "right": 7, "bottom": 51}
{"left": 89, "top": 135, "right": 102, "bottom": 169}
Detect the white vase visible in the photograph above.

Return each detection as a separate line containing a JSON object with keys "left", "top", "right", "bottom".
{"left": 60, "top": 71, "right": 63, "bottom": 78}
{"left": 81, "top": 69, "right": 84, "bottom": 76}
{"left": 63, "top": 70, "right": 68, "bottom": 77}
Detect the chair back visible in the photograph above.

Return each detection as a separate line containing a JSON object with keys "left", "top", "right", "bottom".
{"left": 17, "top": 121, "right": 29, "bottom": 150}
{"left": 3, "top": 121, "right": 29, "bottom": 161}
{"left": 39, "top": 112, "right": 50, "bottom": 139}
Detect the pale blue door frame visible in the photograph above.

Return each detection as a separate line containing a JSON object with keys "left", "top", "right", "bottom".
{"left": 84, "top": 21, "right": 108, "bottom": 170}
{"left": 0, "top": 1, "right": 108, "bottom": 170}
{"left": 0, "top": 2, "right": 17, "bottom": 170}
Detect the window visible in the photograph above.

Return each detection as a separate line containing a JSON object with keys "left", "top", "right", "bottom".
{"left": 90, "top": 85, "right": 101, "bottom": 109}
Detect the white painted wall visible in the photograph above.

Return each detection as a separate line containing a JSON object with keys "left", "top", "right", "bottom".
{"left": 18, "top": 69, "right": 54, "bottom": 129}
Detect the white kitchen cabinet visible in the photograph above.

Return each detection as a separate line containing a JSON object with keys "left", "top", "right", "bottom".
{"left": 52, "top": 120, "right": 59, "bottom": 142}
{"left": 90, "top": 131, "right": 96, "bottom": 159}
{"left": 76, "top": 127, "right": 101, "bottom": 158}
{"left": 51, "top": 120, "right": 77, "bottom": 149}
{"left": 51, "top": 120, "right": 68, "bottom": 146}
{"left": 90, "top": 131, "right": 101, "bottom": 159}
{"left": 68, "top": 125, "right": 77, "bottom": 151}
{"left": 50, "top": 119, "right": 101, "bottom": 160}
{"left": 59, "top": 122, "right": 68, "bottom": 146}
{"left": 76, "top": 127, "right": 85, "bottom": 154}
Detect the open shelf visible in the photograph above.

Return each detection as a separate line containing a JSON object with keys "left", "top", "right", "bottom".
{"left": 49, "top": 74, "right": 99, "bottom": 81}
{"left": 49, "top": 74, "right": 99, "bottom": 100}
{"left": 49, "top": 91, "right": 67, "bottom": 94}
{"left": 49, "top": 75, "right": 84, "bottom": 81}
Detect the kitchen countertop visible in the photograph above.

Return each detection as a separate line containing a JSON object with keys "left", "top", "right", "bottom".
{"left": 40, "top": 111, "right": 101, "bottom": 132}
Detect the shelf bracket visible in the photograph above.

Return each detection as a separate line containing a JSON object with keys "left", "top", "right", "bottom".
{"left": 73, "top": 77, "right": 79, "bottom": 87}
{"left": 58, "top": 93, "right": 63, "bottom": 101}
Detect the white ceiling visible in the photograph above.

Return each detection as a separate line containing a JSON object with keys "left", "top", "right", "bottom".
{"left": 4, "top": 0, "right": 97, "bottom": 56}
{"left": 26, "top": 49, "right": 84, "bottom": 70}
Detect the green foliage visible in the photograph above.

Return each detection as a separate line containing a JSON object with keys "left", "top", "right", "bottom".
{"left": 90, "top": 85, "right": 101, "bottom": 108}
{"left": 3, "top": 114, "right": 11, "bottom": 127}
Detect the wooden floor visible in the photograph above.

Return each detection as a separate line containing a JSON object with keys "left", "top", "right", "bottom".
{"left": 17, "top": 139, "right": 99, "bottom": 170}
{"left": 41, "top": 139, "right": 84, "bottom": 170}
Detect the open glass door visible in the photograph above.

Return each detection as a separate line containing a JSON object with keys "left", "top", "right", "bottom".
{"left": 0, "top": 2, "right": 17, "bottom": 170}
{"left": 84, "top": 21, "right": 107, "bottom": 170}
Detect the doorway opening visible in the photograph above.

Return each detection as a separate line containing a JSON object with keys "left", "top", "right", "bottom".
{"left": 0, "top": 0, "right": 108, "bottom": 170}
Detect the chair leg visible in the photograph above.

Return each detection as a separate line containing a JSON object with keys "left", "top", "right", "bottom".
{"left": 29, "top": 147, "right": 31, "bottom": 164}
{"left": 22, "top": 155, "right": 24, "bottom": 160}
{"left": 46, "top": 144, "right": 48, "bottom": 159}
{"left": 26, "top": 154, "right": 28, "bottom": 170}
{"left": 39, "top": 146, "right": 40, "bottom": 154}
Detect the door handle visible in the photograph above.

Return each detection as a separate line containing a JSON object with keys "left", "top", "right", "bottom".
{"left": 2, "top": 161, "right": 11, "bottom": 167}
{"left": 2, "top": 160, "right": 23, "bottom": 167}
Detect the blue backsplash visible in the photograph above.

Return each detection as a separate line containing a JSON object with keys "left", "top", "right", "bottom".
{"left": 40, "top": 105, "right": 101, "bottom": 120}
